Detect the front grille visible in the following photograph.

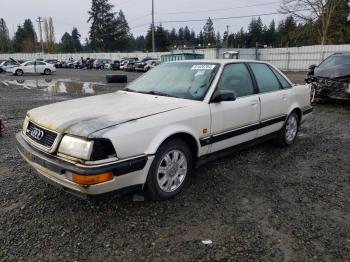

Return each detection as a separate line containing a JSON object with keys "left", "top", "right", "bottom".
{"left": 25, "top": 121, "right": 57, "bottom": 148}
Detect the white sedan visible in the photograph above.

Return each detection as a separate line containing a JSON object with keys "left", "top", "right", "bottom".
{"left": 16, "top": 60, "right": 312, "bottom": 200}
{"left": 8, "top": 60, "right": 56, "bottom": 76}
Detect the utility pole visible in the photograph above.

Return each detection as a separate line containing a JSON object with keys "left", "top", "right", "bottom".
{"left": 36, "top": 17, "right": 44, "bottom": 54}
{"left": 151, "top": 0, "right": 155, "bottom": 53}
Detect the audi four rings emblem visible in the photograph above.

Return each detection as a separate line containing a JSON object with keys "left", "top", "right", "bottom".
{"left": 28, "top": 127, "right": 44, "bottom": 140}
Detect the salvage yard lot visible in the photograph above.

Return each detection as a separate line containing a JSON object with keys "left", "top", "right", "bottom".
{"left": 0, "top": 69, "right": 349, "bottom": 261}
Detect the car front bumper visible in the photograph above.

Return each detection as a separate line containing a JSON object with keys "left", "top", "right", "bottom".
{"left": 16, "top": 133, "right": 154, "bottom": 198}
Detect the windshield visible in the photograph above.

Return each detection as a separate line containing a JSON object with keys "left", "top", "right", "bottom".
{"left": 319, "top": 55, "right": 350, "bottom": 68}
{"left": 126, "top": 62, "right": 219, "bottom": 100}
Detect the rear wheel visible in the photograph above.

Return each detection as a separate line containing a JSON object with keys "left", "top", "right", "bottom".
{"left": 44, "top": 68, "right": 51, "bottom": 75}
{"left": 15, "top": 69, "right": 24, "bottom": 76}
{"left": 146, "top": 139, "right": 193, "bottom": 200}
{"left": 275, "top": 112, "right": 299, "bottom": 147}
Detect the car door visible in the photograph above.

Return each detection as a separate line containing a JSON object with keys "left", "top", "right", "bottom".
{"left": 23, "top": 61, "right": 35, "bottom": 73}
{"left": 248, "top": 63, "right": 292, "bottom": 137}
{"left": 35, "top": 61, "right": 46, "bottom": 73}
{"left": 208, "top": 63, "right": 260, "bottom": 153}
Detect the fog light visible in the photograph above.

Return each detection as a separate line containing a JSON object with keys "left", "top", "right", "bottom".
{"left": 72, "top": 172, "right": 113, "bottom": 185}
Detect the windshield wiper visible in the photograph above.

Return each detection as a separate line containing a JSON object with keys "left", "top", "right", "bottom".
{"left": 123, "top": 88, "right": 178, "bottom": 98}
{"left": 123, "top": 87, "right": 137, "bottom": 92}
{"left": 145, "top": 90, "right": 179, "bottom": 98}
{"left": 132, "top": 90, "right": 179, "bottom": 98}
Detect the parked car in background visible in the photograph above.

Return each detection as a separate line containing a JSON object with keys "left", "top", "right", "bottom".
{"left": 54, "top": 60, "right": 64, "bottom": 68}
{"left": 93, "top": 59, "right": 112, "bottom": 70}
{"left": 110, "top": 60, "right": 120, "bottom": 70}
{"left": 0, "top": 58, "right": 20, "bottom": 73}
{"left": 62, "top": 59, "right": 77, "bottom": 68}
{"left": 135, "top": 59, "right": 161, "bottom": 72}
{"left": 16, "top": 60, "right": 312, "bottom": 200}
{"left": 119, "top": 60, "right": 128, "bottom": 70}
{"left": 8, "top": 60, "right": 56, "bottom": 76}
{"left": 306, "top": 52, "right": 350, "bottom": 101}
{"left": 45, "top": 59, "right": 59, "bottom": 66}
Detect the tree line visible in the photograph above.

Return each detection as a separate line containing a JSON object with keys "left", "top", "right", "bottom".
{"left": 0, "top": 0, "right": 349, "bottom": 54}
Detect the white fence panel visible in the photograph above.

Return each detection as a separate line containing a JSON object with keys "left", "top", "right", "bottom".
{"left": 1, "top": 44, "right": 350, "bottom": 71}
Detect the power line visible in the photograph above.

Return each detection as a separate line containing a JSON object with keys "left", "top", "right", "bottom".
{"left": 156, "top": 1, "right": 280, "bottom": 15}
{"left": 131, "top": 11, "right": 283, "bottom": 29}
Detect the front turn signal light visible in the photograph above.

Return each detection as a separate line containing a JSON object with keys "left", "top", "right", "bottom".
{"left": 72, "top": 172, "right": 113, "bottom": 185}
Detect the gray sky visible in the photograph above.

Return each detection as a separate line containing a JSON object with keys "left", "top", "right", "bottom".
{"left": 0, "top": 0, "right": 285, "bottom": 42}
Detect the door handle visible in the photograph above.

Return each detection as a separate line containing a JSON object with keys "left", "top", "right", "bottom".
{"left": 250, "top": 100, "right": 259, "bottom": 106}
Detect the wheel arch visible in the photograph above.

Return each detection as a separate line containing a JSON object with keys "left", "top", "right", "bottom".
{"left": 155, "top": 132, "right": 199, "bottom": 161}
{"left": 289, "top": 107, "right": 302, "bottom": 123}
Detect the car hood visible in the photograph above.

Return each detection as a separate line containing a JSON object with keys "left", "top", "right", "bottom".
{"left": 27, "top": 91, "right": 195, "bottom": 137}
{"left": 315, "top": 64, "right": 350, "bottom": 79}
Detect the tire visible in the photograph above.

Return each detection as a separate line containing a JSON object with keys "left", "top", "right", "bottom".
{"left": 146, "top": 139, "right": 193, "bottom": 201}
{"left": 44, "top": 68, "right": 51, "bottom": 75}
{"left": 0, "top": 68, "right": 3, "bottom": 73}
{"left": 106, "top": 74, "right": 127, "bottom": 83}
{"left": 275, "top": 112, "right": 299, "bottom": 147}
{"left": 100, "top": 65, "right": 104, "bottom": 70}
{"left": 15, "top": 69, "right": 24, "bottom": 76}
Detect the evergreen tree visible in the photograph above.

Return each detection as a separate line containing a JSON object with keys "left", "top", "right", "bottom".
{"left": 203, "top": 17, "right": 215, "bottom": 47}
{"left": 190, "top": 30, "right": 196, "bottom": 46}
{"left": 88, "top": 0, "right": 117, "bottom": 51}
{"left": 71, "top": 27, "right": 82, "bottom": 52}
{"left": 13, "top": 26, "right": 25, "bottom": 52}
{"left": 184, "top": 26, "right": 191, "bottom": 45}
{"left": 216, "top": 32, "right": 221, "bottom": 47}
{"left": 169, "top": 28, "right": 178, "bottom": 47}
{"left": 22, "top": 19, "right": 37, "bottom": 52}
{"left": 178, "top": 27, "right": 184, "bottom": 45}
{"left": 198, "top": 30, "right": 204, "bottom": 47}
{"left": 134, "top": 35, "right": 146, "bottom": 51}
{"left": 114, "top": 10, "right": 132, "bottom": 51}
{"left": 60, "top": 32, "right": 74, "bottom": 52}
{"left": 0, "top": 18, "right": 10, "bottom": 53}
{"left": 247, "top": 17, "right": 263, "bottom": 47}
{"left": 266, "top": 20, "right": 276, "bottom": 47}
{"left": 146, "top": 24, "right": 169, "bottom": 51}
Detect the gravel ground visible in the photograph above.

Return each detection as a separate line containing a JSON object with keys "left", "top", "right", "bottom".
{"left": 0, "top": 70, "right": 349, "bottom": 261}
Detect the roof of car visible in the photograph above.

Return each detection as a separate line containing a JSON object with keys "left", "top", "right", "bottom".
{"left": 333, "top": 52, "right": 350, "bottom": 56}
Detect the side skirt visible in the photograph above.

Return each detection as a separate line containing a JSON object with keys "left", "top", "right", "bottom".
{"left": 195, "top": 131, "right": 279, "bottom": 168}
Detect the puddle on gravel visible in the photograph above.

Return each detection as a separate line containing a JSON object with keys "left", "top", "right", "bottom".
{"left": 0, "top": 79, "right": 106, "bottom": 96}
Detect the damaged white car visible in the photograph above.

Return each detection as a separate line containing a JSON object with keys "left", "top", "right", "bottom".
{"left": 16, "top": 60, "right": 313, "bottom": 200}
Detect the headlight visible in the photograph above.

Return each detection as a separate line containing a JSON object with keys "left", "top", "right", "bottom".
{"left": 58, "top": 135, "right": 94, "bottom": 160}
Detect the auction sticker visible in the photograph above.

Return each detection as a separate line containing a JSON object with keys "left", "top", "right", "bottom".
{"left": 191, "top": 65, "right": 216, "bottom": 70}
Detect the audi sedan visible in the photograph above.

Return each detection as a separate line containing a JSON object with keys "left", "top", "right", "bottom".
{"left": 16, "top": 60, "right": 312, "bottom": 200}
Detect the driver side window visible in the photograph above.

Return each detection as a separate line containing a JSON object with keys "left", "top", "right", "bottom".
{"left": 217, "top": 63, "right": 254, "bottom": 98}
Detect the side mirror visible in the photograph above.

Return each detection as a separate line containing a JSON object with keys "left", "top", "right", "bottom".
{"left": 211, "top": 90, "right": 236, "bottom": 103}
{"left": 308, "top": 64, "right": 317, "bottom": 70}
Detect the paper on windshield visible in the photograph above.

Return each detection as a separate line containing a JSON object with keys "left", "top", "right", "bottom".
{"left": 191, "top": 65, "right": 216, "bottom": 70}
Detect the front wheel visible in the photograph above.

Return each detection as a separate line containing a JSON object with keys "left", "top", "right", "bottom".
{"left": 15, "top": 69, "right": 24, "bottom": 76}
{"left": 44, "top": 69, "right": 51, "bottom": 75}
{"left": 275, "top": 112, "right": 299, "bottom": 147}
{"left": 146, "top": 139, "right": 193, "bottom": 200}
